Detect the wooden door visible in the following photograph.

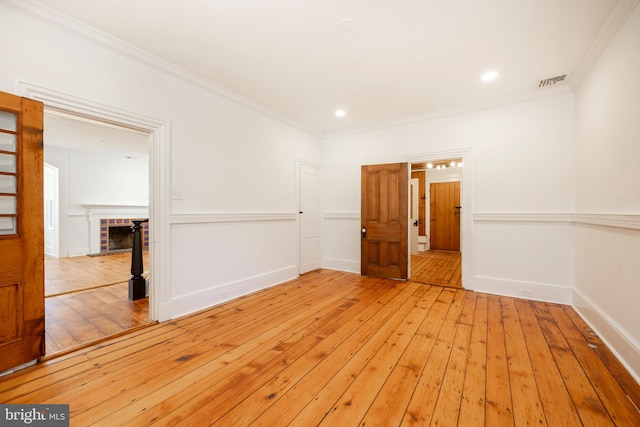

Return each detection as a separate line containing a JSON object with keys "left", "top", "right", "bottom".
{"left": 430, "top": 181, "right": 460, "bottom": 252}
{"left": 410, "top": 178, "right": 419, "bottom": 256}
{"left": 0, "top": 92, "right": 44, "bottom": 372}
{"left": 361, "top": 163, "right": 408, "bottom": 279}
{"left": 299, "top": 163, "right": 321, "bottom": 274}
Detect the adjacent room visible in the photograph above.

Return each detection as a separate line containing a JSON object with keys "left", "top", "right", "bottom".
{"left": 43, "top": 113, "right": 152, "bottom": 353}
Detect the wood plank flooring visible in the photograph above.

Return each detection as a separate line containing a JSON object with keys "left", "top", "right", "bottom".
{"left": 2, "top": 270, "right": 638, "bottom": 426}
{"left": 411, "top": 250, "right": 462, "bottom": 287}
{"left": 45, "top": 251, "right": 149, "bottom": 296}
{"left": 45, "top": 283, "right": 150, "bottom": 354}
{"left": 44, "top": 252, "right": 150, "bottom": 355}
{"left": 0, "top": 270, "right": 640, "bottom": 426}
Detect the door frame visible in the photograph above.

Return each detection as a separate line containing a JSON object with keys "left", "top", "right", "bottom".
{"left": 428, "top": 173, "right": 461, "bottom": 252}
{"left": 410, "top": 177, "right": 419, "bottom": 256}
{"left": 406, "top": 149, "right": 473, "bottom": 290}
{"left": 43, "top": 162, "right": 59, "bottom": 258}
{"left": 296, "top": 159, "right": 322, "bottom": 275}
{"left": 18, "top": 82, "right": 172, "bottom": 321}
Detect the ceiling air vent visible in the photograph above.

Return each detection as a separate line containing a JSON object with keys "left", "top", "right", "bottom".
{"left": 539, "top": 74, "right": 567, "bottom": 88}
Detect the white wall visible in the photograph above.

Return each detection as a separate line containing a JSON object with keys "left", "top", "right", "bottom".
{"left": 574, "top": 4, "right": 640, "bottom": 381}
{"left": 44, "top": 147, "right": 149, "bottom": 212}
{"left": 323, "top": 92, "right": 576, "bottom": 301}
{"left": 0, "top": 5, "right": 322, "bottom": 318}
{"left": 44, "top": 146, "right": 149, "bottom": 256}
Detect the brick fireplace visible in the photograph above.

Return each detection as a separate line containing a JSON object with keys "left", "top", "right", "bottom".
{"left": 86, "top": 205, "right": 149, "bottom": 255}
{"left": 100, "top": 218, "right": 149, "bottom": 253}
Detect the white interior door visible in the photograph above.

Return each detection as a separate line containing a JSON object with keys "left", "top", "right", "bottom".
{"left": 43, "top": 162, "right": 59, "bottom": 257}
{"left": 299, "top": 163, "right": 321, "bottom": 274}
{"left": 410, "top": 178, "right": 419, "bottom": 256}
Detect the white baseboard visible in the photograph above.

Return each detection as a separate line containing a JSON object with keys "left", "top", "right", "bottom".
{"left": 68, "top": 248, "right": 89, "bottom": 257}
{"left": 156, "top": 302, "right": 172, "bottom": 323}
{"left": 572, "top": 289, "right": 640, "bottom": 384}
{"left": 322, "top": 257, "right": 360, "bottom": 274}
{"left": 170, "top": 266, "right": 298, "bottom": 319}
{"left": 474, "top": 275, "right": 573, "bottom": 304}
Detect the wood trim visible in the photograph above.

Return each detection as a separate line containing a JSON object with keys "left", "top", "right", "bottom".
{"left": 474, "top": 212, "right": 640, "bottom": 231}
{"left": 406, "top": 149, "right": 473, "bottom": 289}
{"left": 170, "top": 266, "right": 298, "bottom": 318}
{"left": 41, "top": 322, "right": 157, "bottom": 362}
{"left": 572, "top": 289, "right": 640, "bottom": 384}
{"left": 170, "top": 212, "right": 297, "bottom": 224}
{"left": 474, "top": 213, "right": 574, "bottom": 223}
{"left": 573, "top": 213, "right": 640, "bottom": 230}
{"left": 323, "top": 212, "right": 360, "bottom": 220}
{"left": 568, "top": 0, "right": 640, "bottom": 88}
{"left": 474, "top": 275, "right": 574, "bottom": 304}
{"left": 326, "top": 87, "right": 572, "bottom": 139}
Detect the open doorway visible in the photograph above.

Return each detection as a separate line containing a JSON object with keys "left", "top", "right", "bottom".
{"left": 43, "top": 111, "right": 153, "bottom": 354}
{"left": 409, "top": 158, "right": 463, "bottom": 288}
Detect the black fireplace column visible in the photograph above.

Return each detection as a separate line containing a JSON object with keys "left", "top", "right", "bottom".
{"left": 129, "top": 219, "right": 149, "bottom": 300}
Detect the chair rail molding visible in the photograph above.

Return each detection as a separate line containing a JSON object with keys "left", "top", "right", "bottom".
{"left": 170, "top": 212, "right": 297, "bottom": 224}
{"left": 572, "top": 213, "right": 640, "bottom": 230}
{"left": 323, "top": 212, "right": 360, "bottom": 221}
{"left": 474, "top": 213, "right": 574, "bottom": 223}
{"left": 474, "top": 212, "right": 640, "bottom": 230}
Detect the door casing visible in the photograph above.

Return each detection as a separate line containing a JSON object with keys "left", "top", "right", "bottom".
{"left": 429, "top": 181, "right": 461, "bottom": 252}
{"left": 18, "top": 81, "right": 172, "bottom": 322}
{"left": 410, "top": 178, "right": 419, "bottom": 255}
{"left": 406, "top": 150, "right": 472, "bottom": 290}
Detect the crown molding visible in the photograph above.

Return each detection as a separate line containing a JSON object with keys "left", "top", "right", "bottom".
{"left": 2, "top": 0, "right": 323, "bottom": 138}
{"left": 568, "top": 0, "right": 640, "bottom": 89}
{"left": 6, "top": 0, "right": 635, "bottom": 140}
{"left": 324, "top": 85, "right": 572, "bottom": 139}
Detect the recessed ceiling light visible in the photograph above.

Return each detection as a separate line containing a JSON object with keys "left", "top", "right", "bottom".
{"left": 338, "top": 18, "right": 354, "bottom": 31}
{"left": 481, "top": 70, "right": 499, "bottom": 82}
{"left": 335, "top": 109, "right": 346, "bottom": 118}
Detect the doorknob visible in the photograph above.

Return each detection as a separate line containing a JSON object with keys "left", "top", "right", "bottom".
{"left": 361, "top": 226, "right": 367, "bottom": 238}
{"left": 413, "top": 220, "right": 418, "bottom": 226}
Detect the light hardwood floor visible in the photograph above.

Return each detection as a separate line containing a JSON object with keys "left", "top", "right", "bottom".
{"left": 45, "top": 251, "right": 149, "bottom": 296}
{"left": 2, "top": 270, "right": 639, "bottom": 426}
{"left": 44, "top": 252, "right": 150, "bottom": 355}
{"left": 411, "top": 250, "right": 462, "bottom": 287}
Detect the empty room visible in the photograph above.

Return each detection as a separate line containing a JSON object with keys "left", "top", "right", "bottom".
{"left": 1, "top": 0, "right": 639, "bottom": 425}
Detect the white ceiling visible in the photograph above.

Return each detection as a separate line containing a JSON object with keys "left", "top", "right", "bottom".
{"left": 30, "top": 0, "right": 633, "bottom": 134}
{"left": 44, "top": 113, "right": 150, "bottom": 158}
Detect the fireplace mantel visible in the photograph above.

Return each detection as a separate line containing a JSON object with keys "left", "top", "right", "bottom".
{"left": 86, "top": 204, "right": 149, "bottom": 254}
{"left": 85, "top": 204, "right": 149, "bottom": 213}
